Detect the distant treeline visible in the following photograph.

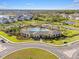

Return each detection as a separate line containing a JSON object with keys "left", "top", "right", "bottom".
{"left": 0, "top": 9, "right": 79, "bottom": 15}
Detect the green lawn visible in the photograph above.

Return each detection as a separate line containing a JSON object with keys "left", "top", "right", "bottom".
{"left": 44, "top": 33, "right": 79, "bottom": 45}
{"left": 0, "top": 31, "right": 36, "bottom": 42}
{"left": 3, "top": 48, "right": 58, "bottom": 59}
{"left": 50, "top": 35, "right": 79, "bottom": 45}
{"left": 64, "top": 30, "right": 79, "bottom": 36}
{"left": 0, "top": 31, "right": 79, "bottom": 45}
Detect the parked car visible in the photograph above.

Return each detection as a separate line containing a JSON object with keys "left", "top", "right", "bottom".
{"left": 0, "top": 40, "right": 6, "bottom": 43}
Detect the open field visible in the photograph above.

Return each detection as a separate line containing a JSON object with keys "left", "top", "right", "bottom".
{"left": 3, "top": 48, "right": 58, "bottom": 59}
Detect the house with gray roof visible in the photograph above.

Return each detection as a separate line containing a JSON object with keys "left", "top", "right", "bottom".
{"left": 64, "top": 21, "right": 75, "bottom": 25}
{"left": 61, "top": 13, "right": 79, "bottom": 20}
{"left": 0, "top": 18, "right": 9, "bottom": 24}
{"left": 20, "top": 28, "right": 62, "bottom": 39}
{"left": 17, "top": 14, "right": 33, "bottom": 21}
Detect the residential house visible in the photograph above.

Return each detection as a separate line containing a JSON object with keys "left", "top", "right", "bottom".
{"left": 64, "top": 21, "right": 75, "bottom": 25}
{"left": 18, "top": 14, "right": 33, "bottom": 21}
{"left": 20, "top": 28, "right": 62, "bottom": 39}
{"left": 60, "top": 14, "right": 70, "bottom": 18}
{"left": 61, "top": 13, "right": 79, "bottom": 20}
{"left": 69, "top": 13, "right": 79, "bottom": 20}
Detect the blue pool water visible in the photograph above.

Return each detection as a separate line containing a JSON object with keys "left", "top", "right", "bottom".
{"left": 28, "top": 28, "right": 49, "bottom": 32}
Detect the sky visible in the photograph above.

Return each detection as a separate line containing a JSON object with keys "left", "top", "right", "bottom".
{"left": 0, "top": 0, "right": 79, "bottom": 10}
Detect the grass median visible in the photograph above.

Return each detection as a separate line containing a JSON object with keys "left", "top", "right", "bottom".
{"left": 3, "top": 48, "right": 58, "bottom": 59}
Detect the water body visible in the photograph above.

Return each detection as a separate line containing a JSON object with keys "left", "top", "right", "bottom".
{"left": 27, "top": 28, "right": 50, "bottom": 32}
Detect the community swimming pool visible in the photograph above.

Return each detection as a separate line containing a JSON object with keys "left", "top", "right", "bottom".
{"left": 27, "top": 28, "right": 50, "bottom": 32}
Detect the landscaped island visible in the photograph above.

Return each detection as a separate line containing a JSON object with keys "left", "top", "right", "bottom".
{"left": 3, "top": 48, "right": 58, "bottom": 59}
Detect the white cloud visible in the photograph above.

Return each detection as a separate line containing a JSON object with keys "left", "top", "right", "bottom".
{"left": 26, "top": 3, "right": 32, "bottom": 6}
{"left": 73, "top": 0, "right": 79, "bottom": 3}
{"left": 67, "top": 0, "right": 79, "bottom": 9}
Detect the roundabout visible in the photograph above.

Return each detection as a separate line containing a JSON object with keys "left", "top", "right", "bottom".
{"left": 3, "top": 48, "right": 58, "bottom": 59}
{"left": 0, "top": 43, "right": 70, "bottom": 59}
{"left": 1, "top": 36, "right": 79, "bottom": 59}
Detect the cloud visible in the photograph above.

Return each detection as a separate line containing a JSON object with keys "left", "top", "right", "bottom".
{"left": 26, "top": 3, "right": 32, "bottom": 6}
{"left": 73, "top": 0, "right": 79, "bottom": 3}
{"left": 67, "top": 0, "right": 79, "bottom": 9}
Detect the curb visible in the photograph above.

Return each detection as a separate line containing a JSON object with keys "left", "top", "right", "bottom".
{"left": 1, "top": 47, "right": 60, "bottom": 59}
{"left": 0, "top": 34, "right": 79, "bottom": 47}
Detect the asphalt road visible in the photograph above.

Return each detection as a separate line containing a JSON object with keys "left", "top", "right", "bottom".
{"left": 1, "top": 37, "right": 79, "bottom": 59}
{"left": 0, "top": 43, "right": 71, "bottom": 59}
